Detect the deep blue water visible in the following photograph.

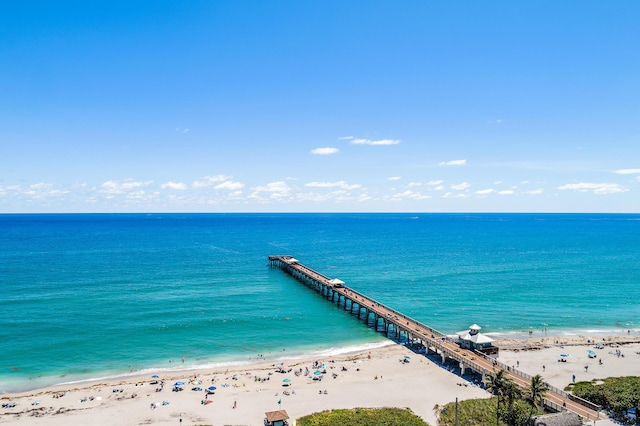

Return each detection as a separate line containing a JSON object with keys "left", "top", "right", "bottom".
{"left": 1, "top": 213, "right": 639, "bottom": 392}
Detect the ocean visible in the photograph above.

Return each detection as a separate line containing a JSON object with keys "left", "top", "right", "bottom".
{"left": 1, "top": 213, "right": 639, "bottom": 393}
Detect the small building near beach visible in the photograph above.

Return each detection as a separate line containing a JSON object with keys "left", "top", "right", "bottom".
{"left": 530, "top": 412, "right": 581, "bottom": 426}
{"left": 264, "top": 409, "right": 290, "bottom": 426}
{"left": 456, "top": 324, "right": 498, "bottom": 356}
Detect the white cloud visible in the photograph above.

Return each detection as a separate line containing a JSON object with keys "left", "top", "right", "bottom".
{"left": 557, "top": 182, "right": 628, "bottom": 195}
{"left": 613, "top": 168, "right": 640, "bottom": 175}
{"left": 475, "top": 189, "right": 494, "bottom": 195}
{"left": 305, "top": 181, "right": 361, "bottom": 190}
{"left": 388, "top": 176, "right": 402, "bottom": 181}
{"left": 525, "top": 189, "right": 544, "bottom": 195}
{"left": 434, "top": 186, "right": 446, "bottom": 191}
{"left": 443, "top": 192, "right": 469, "bottom": 199}
{"left": 338, "top": 136, "right": 354, "bottom": 140}
{"left": 426, "top": 180, "right": 444, "bottom": 186}
{"left": 451, "top": 182, "right": 470, "bottom": 191}
{"left": 311, "top": 147, "right": 339, "bottom": 155}
{"left": 214, "top": 181, "right": 245, "bottom": 190}
{"left": 498, "top": 190, "right": 514, "bottom": 195}
{"left": 253, "top": 181, "right": 291, "bottom": 193}
{"left": 439, "top": 159, "right": 467, "bottom": 166}
{"left": 351, "top": 138, "right": 400, "bottom": 146}
{"left": 161, "top": 181, "right": 188, "bottom": 190}
{"left": 408, "top": 182, "right": 422, "bottom": 187}
{"left": 391, "top": 190, "right": 431, "bottom": 200}
{"left": 19, "top": 182, "right": 69, "bottom": 198}
{"left": 192, "top": 175, "right": 229, "bottom": 188}
{"left": 100, "top": 180, "right": 152, "bottom": 194}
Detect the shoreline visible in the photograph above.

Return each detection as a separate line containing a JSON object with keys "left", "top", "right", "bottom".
{"left": 2, "top": 335, "right": 639, "bottom": 425}
{"left": 0, "top": 343, "right": 489, "bottom": 426}
{"left": 3, "top": 327, "right": 639, "bottom": 395}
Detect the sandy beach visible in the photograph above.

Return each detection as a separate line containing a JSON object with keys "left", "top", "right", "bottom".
{"left": 2, "top": 335, "right": 639, "bottom": 426}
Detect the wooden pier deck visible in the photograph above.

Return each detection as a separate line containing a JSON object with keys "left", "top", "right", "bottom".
{"left": 268, "top": 255, "right": 602, "bottom": 422}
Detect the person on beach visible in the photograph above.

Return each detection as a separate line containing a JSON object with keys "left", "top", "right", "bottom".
{"left": 233, "top": 400, "right": 237, "bottom": 409}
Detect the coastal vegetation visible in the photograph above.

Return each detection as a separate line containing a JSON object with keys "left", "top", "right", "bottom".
{"left": 438, "top": 372, "right": 546, "bottom": 426}
{"left": 567, "top": 376, "right": 640, "bottom": 415}
{"left": 297, "top": 407, "right": 429, "bottom": 426}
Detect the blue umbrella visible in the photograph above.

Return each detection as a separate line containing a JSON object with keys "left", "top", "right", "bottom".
{"left": 151, "top": 375, "right": 159, "bottom": 379}
{"left": 283, "top": 378, "right": 291, "bottom": 383}
{"left": 174, "top": 381, "right": 185, "bottom": 386}
{"left": 208, "top": 386, "right": 217, "bottom": 391}
{"left": 560, "top": 354, "right": 568, "bottom": 357}
{"left": 404, "top": 355, "right": 411, "bottom": 359}
{"left": 313, "top": 371, "right": 321, "bottom": 375}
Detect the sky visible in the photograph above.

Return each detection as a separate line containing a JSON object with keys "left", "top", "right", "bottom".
{"left": 1, "top": 1, "right": 639, "bottom": 213}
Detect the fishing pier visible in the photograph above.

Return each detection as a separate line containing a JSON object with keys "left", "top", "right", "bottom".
{"left": 268, "top": 255, "right": 602, "bottom": 422}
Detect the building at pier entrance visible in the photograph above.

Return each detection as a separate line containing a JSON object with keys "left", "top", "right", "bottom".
{"left": 456, "top": 324, "right": 498, "bottom": 356}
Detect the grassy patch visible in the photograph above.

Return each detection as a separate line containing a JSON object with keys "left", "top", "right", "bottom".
{"left": 296, "top": 407, "right": 429, "bottom": 426}
{"left": 437, "top": 397, "right": 542, "bottom": 426}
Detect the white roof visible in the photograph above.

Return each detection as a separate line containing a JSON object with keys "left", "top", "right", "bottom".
{"left": 457, "top": 332, "right": 494, "bottom": 344}
{"left": 284, "top": 257, "right": 299, "bottom": 264}
{"left": 469, "top": 324, "right": 481, "bottom": 331}
{"left": 328, "top": 278, "right": 345, "bottom": 285}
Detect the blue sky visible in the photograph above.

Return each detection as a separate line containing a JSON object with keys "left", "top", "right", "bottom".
{"left": 1, "top": 1, "right": 639, "bottom": 213}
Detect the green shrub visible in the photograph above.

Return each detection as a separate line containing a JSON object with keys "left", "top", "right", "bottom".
{"left": 297, "top": 407, "right": 429, "bottom": 426}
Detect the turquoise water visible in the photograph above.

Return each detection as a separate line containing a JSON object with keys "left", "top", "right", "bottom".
{"left": 1, "top": 213, "right": 639, "bottom": 392}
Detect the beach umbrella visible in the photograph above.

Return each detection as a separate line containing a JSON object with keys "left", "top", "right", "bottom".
{"left": 404, "top": 355, "right": 411, "bottom": 359}
{"left": 151, "top": 375, "right": 159, "bottom": 379}
{"left": 208, "top": 386, "right": 216, "bottom": 391}
{"left": 313, "top": 371, "right": 321, "bottom": 375}
{"left": 560, "top": 354, "right": 568, "bottom": 357}
{"left": 174, "top": 381, "right": 185, "bottom": 386}
{"left": 283, "top": 378, "right": 290, "bottom": 383}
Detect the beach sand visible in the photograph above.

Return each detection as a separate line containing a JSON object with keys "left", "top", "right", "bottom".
{"left": 495, "top": 335, "right": 640, "bottom": 391}
{"left": 0, "top": 343, "right": 487, "bottom": 426}
{"left": 2, "top": 336, "right": 639, "bottom": 425}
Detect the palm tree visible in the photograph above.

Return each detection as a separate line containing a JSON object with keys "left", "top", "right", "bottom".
{"left": 529, "top": 374, "right": 547, "bottom": 407}
{"left": 485, "top": 370, "right": 506, "bottom": 395}
{"left": 502, "top": 380, "right": 522, "bottom": 425}
{"left": 527, "top": 374, "right": 548, "bottom": 419}
{"left": 485, "top": 370, "right": 506, "bottom": 426}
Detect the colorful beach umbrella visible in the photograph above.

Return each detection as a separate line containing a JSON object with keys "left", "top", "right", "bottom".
{"left": 208, "top": 386, "right": 216, "bottom": 391}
